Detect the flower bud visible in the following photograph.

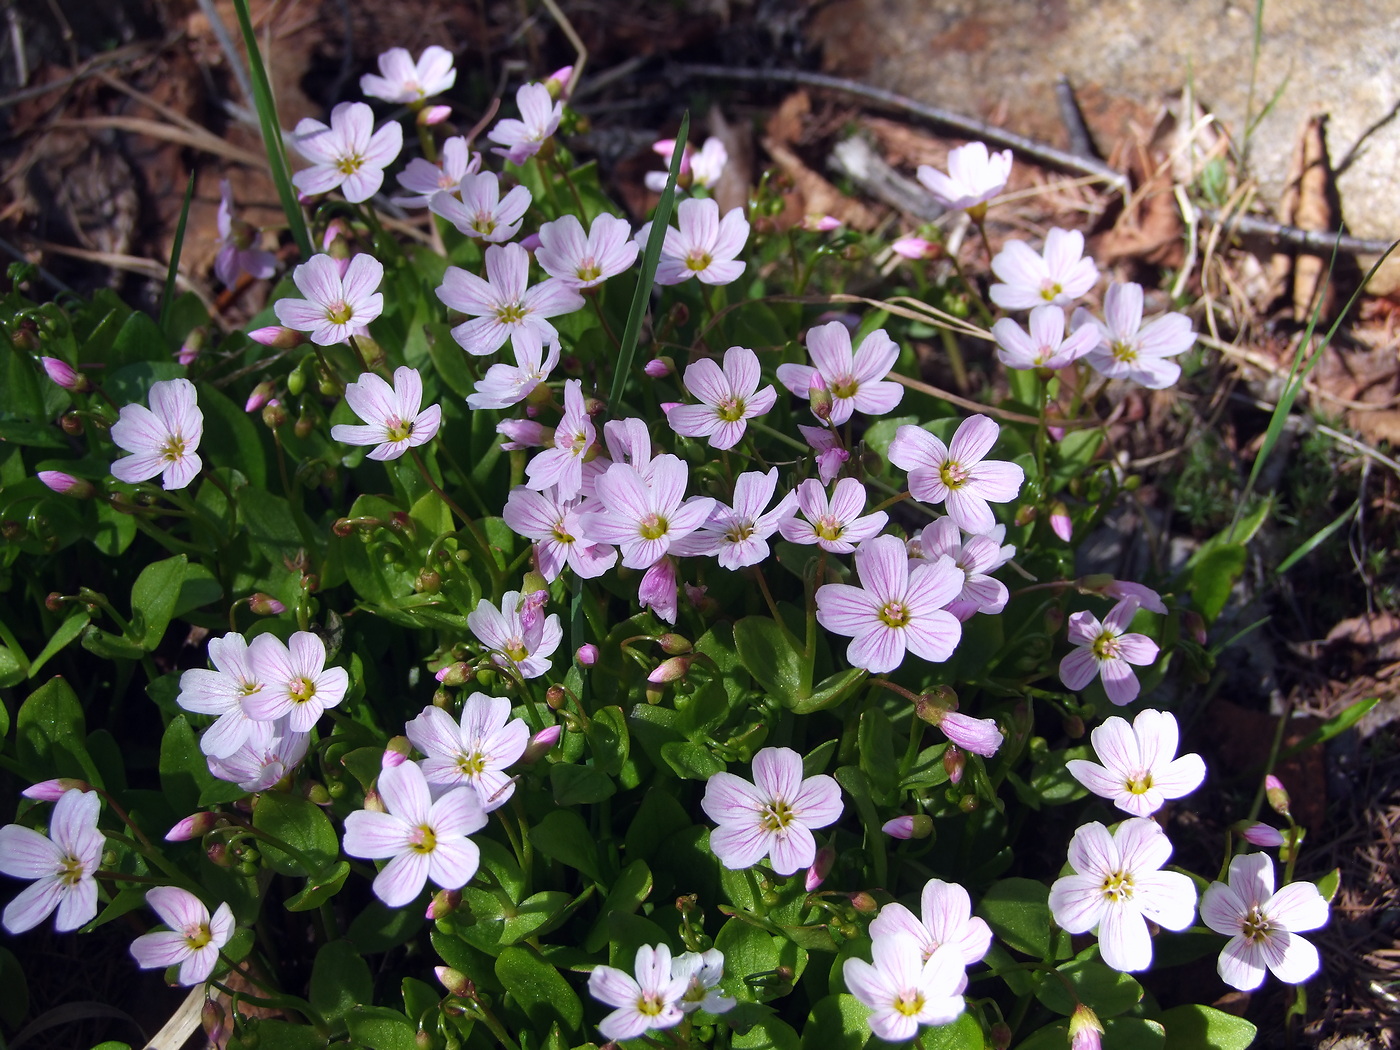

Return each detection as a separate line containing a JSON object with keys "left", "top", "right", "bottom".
{"left": 545, "top": 65, "right": 574, "bottom": 100}
{"left": 1239, "top": 822, "right": 1286, "bottom": 847}
{"left": 881, "top": 815, "right": 934, "bottom": 840}
{"left": 435, "top": 662, "right": 471, "bottom": 687}
{"left": 202, "top": 998, "right": 227, "bottom": 1043}
{"left": 23, "top": 778, "right": 90, "bottom": 801}
{"left": 647, "top": 655, "right": 692, "bottom": 684}
{"left": 414, "top": 570, "right": 442, "bottom": 594}
{"left": 989, "top": 1022, "right": 1013, "bottom": 1050}
{"left": 1265, "top": 775, "right": 1291, "bottom": 817}
{"left": 38, "top": 471, "right": 95, "bottom": 499}
{"left": 40, "top": 356, "right": 89, "bottom": 392}
{"left": 545, "top": 684, "right": 567, "bottom": 709}
{"left": 207, "top": 840, "right": 234, "bottom": 867}
{"left": 166, "top": 812, "right": 220, "bottom": 841}
{"left": 261, "top": 400, "right": 287, "bottom": 429}
{"left": 1063, "top": 713, "right": 1086, "bottom": 738}
{"left": 11, "top": 318, "right": 39, "bottom": 351}
{"left": 304, "top": 782, "right": 331, "bottom": 806}
{"left": 1013, "top": 503, "right": 1038, "bottom": 527}
{"left": 176, "top": 327, "right": 205, "bottom": 366}
{"left": 576, "top": 643, "right": 599, "bottom": 666}
{"left": 848, "top": 891, "right": 878, "bottom": 916}
{"left": 248, "top": 326, "right": 306, "bottom": 349}
{"left": 808, "top": 373, "right": 834, "bottom": 422}
{"left": 805, "top": 845, "right": 835, "bottom": 891}
{"left": 363, "top": 788, "right": 385, "bottom": 814}
{"left": 383, "top": 737, "right": 412, "bottom": 768}
{"left": 60, "top": 412, "right": 83, "bottom": 435}
{"left": 657, "top": 633, "right": 692, "bottom": 655}
{"left": 1069, "top": 1004, "right": 1104, "bottom": 1050}
{"left": 643, "top": 357, "right": 673, "bottom": 378}
{"left": 1182, "top": 609, "right": 1208, "bottom": 646}
{"left": 435, "top": 966, "right": 473, "bottom": 998}
{"left": 45, "top": 592, "right": 65, "bottom": 612}
{"left": 247, "top": 593, "right": 285, "bottom": 617}
{"left": 943, "top": 745, "right": 966, "bottom": 785}
{"left": 520, "top": 725, "right": 562, "bottom": 764}
{"left": 891, "top": 235, "right": 936, "bottom": 260}
{"left": 426, "top": 889, "right": 461, "bottom": 920}
{"left": 1049, "top": 500, "right": 1072, "bottom": 542}
{"left": 244, "top": 381, "right": 275, "bottom": 413}
{"left": 418, "top": 104, "right": 452, "bottom": 126}
{"left": 940, "top": 711, "right": 1004, "bottom": 757}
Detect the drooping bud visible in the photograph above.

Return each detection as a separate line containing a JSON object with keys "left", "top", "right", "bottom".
{"left": 37, "top": 471, "right": 95, "bottom": 499}
{"left": 1239, "top": 822, "right": 1286, "bottom": 847}
{"left": 362, "top": 788, "right": 385, "bottom": 814}
{"left": 544, "top": 65, "right": 574, "bottom": 100}
{"left": 248, "top": 593, "right": 285, "bottom": 616}
{"left": 890, "top": 235, "right": 935, "bottom": 260}
{"left": 545, "top": 684, "right": 567, "bottom": 709}
{"left": 245, "top": 380, "right": 275, "bottom": 413}
{"left": 848, "top": 891, "right": 878, "bottom": 916}
{"left": 165, "top": 812, "right": 220, "bottom": 841}
{"left": 943, "top": 745, "right": 966, "bottom": 785}
{"left": 988, "top": 1022, "right": 1013, "bottom": 1050}
{"left": 383, "top": 737, "right": 412, "bottom": 768}
{"left": 1264, "top": 775, "right": 1292, "bottom": 817}
{"left": 657, "top": 633, "right": 692, "bottom": 655}
{"left": 247, "top": 326, "right": 306, "bottom": 349}
{"left": 808, "top": 373, "right": 833, "bottom": 422}
{"left": 60, "top": 412, "right": 83, "bottom": 435}
{"left": 520, "top": 725, "right": 562, "bottom": 764}
{"left": 805, "top": 845, "right": 835, "bottom": 891}
{"left": 22, "top": 778, "right": 90, "bottom": 801}
{"left": 1182, "top": 609, "right": 1208, "bottom": 646}
{"left": 261, "top": 400, "right": 287, "bottom": 429}
{"left": 939, "top": 711, "right": 1004, "bottom": 758}
{"left": 177, "top": 327, "right": 205, "bottom": 366}
{"left": 304, "top": 782, "right": 332, "bottom": 806}
{"left": 201, "top": 998, "right": 227, "bottom": 1043}
{"left": 881, "top": 815, "right": 934, "bottom": 840}
{"left": 576, "top": 643, "right": 599, "bottom": 666}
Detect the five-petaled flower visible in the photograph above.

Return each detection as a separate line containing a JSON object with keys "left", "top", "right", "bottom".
{"left": 487, "top": 82, "right": 563, "bottom": 165}
{"left": 1048, "top": 818, "right": 1197, "bottom": 972}
{"left": 778, "top": 477, "right": 888, "bottom": 555}
{"left": 992, "top": 305, "right": 1101, "bottom": 371}
{"left": 215, "top": 180, "right": 277, "bottom": 287}
{"left": 888, "top": 416, "right": 1025, "bottom": 535}
{"left": 1066, "top": 709, "right": 1206, "bottom": 817}
{"left": 241, "top": 631, "right": 350, "bottom": 733}
{"left": 701, "top": 746, "right": 843, "bottom": 876}
{"left": 868, "top": 878, "right": 993, "bottom": 969}
{"left": 110, "top": 378, "right": 204, "bottom": 491}
{"left": 989, "top": 228, "right": 1098, "bottom": 310}
{"left": 129, "top": 886, "right": 235, "bottom": 986}
{"left": 468, "top": 328, "right": 560, "bottom": 411}
{"left": 672, "top": 467, "right": 797, "bottom": 570}
{"left": 177, "top": 631, "right": 282, "bottom": 759}
{"left": 665, "top": 346, "right": 777, "bottom": 451}
{"left": 405, "top": 694, "right": 530, "bottom": 811}
{"left": 343, "top": 761, "right": 487, "bottom": 908}
{"left": 436, "top": 242, "right": 584, "bottom": 356}
{"left": 360, "top": 45, "right": 456, "bottom": 104}
{"left": 776, "top": 322, "right": 904, "bottom": 425}
{"left": 275, "top": 253, "right": 385, "bottom": 346}
{"left": 501, "top": 484, "right": 617, "bottom": 581}
{"left": 916, "top": 141, "right": 1012, "bottom": 217}
{"left": 843, "top": 934, "right": 968, "bottom": 1042}
{"left": 467, "top": 590, "right": 563, "bottom": 680}
{"left": 429, "top": 171, "right": 532, "bottom": 243}
{"left": 1201, "top": 852, "right": 1329, "bottom": 990}
{"left": 331, "top": 366, "right": 442, "bottom": 461}
{"left": 0, "top": 787, "right": 103, "bottom": 934}
{"left": 587, "top": 943, "right": 690, "bottom": 1041}
{"left": 536, "top": 213, "right": 639, "bottom": 289}
{"left": 815, "top": 534, "right": 964, "bottom": 674}
{"left": 1074, "top": 282, "right": 1196, "bottom": 389}
{"left": 639, "top": 197, "right": 749, "bottom": 286}
{"left": 1059, "top": 598, "right": 1160, "bottom": 706}
{"left": 292, "top": 101, "right": 402, "bottom": 203}
{"left": 580, "top": 455, "right": 716, "bottom": 570}
{"left": 394, "top": 137, "right": 481, "bottom": 208}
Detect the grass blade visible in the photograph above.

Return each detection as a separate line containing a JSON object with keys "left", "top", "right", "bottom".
{"left": 1277, "top": 696, "right": 1379, "bottom": 762}
{"left": 160, "top": 171, "right": 196, "bottom": 335}
{"left": 609, "top": 111, "right": 689, "bottom": 407}
{"left": 230, "top": 0, "right": 312, "bottom": 259}
{"left": 1274, "top": 500, "right": 1357, "bottom": 575}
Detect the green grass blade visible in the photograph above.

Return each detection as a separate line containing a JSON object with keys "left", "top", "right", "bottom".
{"left": 1277, "top": 696, "right": 1379, "bottom": 762}
{"left": 230, "top": 0, "right": 312, "bottom": 259}
{"left": 1274, "top": 500, "right": 1357, "bottom": 575}
{"left": 160, "top": 171, "right": 196, "bottom": 335}
{"left": 609, "top": 111, "right": 689, "bottom": 408}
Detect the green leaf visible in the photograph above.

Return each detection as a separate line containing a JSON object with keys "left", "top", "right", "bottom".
{"left": 977, "top": 877, "right": 1054, "bottom": 959}
{"left": 16, "top": 676, "right": 95, "bottom": 782}
{"left": 585, "top": 861, "right": 652, "bottom": 952}
{"left": 1035, "top": 957, "right": 1143, "bottom": 1017}
{"left": 240, "top": 487, "right": 306, "bottom": 568}
{"left": 733, "top": 616, "right": 804, "bottom": 707}
{"left": 0, "top": 946, "right": 29, "bottom": 1029}
{"left": 858, "top": 706, "right": 896, "bottom": 802}
{"left": 345, "top": 1008, "right": 417, "bottom": 1050}
{"left": 27, "top": 611, "right": 90, "bottom": 679}
{"left": 716, "top": 919, "right": 806, "bottom": 1005}
{"left": 921, "top": 1012, "right": 985, "bottom": 1050}
{"left": 529, "top": 809, "right": 602, "bottom": 882}
{"left": 495, "top": 946, "right": 583, "bottom": 1035}
{"left": 310, "top": 940, "right": 373, "bottom": 1018}
{"left": 661, "top": 740, "right": 727, "bottom": 780}
{"left": 172, "top": 563, "right": 223, "bottom": 620}
{"left": 286, "top": 861, "right": 351, "bottom": 912}
{"left": 1189, "top": 544, "right": 1246, "bottom": 624}
{"left": 732, "top": 1013, "right": 801, "bottom": 1050}
{"left": 348, "top": 900, "right": 423, "bottom": 953}
{"left": 252, "top": 792, "right": 340, "bottom": 878}
{"left": 159, "top": 714, "right": 220, "bottom": 814}
{"left": 501, "top": 890, "right": 573, "bottom": 946}
{"left": 253, "top": 1019, "right": 330, "bottom": 1050}
{"left": 586, "top": 705, "right": 629, "bottom": 775}
{"left": 1278, "top": 695, "right": 1379, "bottom": 761}
{"left": 198, "top": 384, "right": 267, "bottom": 490}
{"left": 788, "top": 667, "right": 865, "bottom": 715}
{"left": 160, "top": 171, "right": 196, "bottom": 334}
{"left": 800, "top": 994, "right": 869, "bottom": 1050}
{"left": 1276, "top": 500, "right": 1357, "bottom": 574}
{"left": 131, "top": 554, "right": 188, "bottom": 649}
{"left": 624, "top": 788, "right": 691, "bottom": 861}
{"left": 549, "top": 763, "right": 617, "bottom": 805}
{"left": 1315, "top": 867, "right": 1340, "bottom": 902}
{"left": 1158, "top": 1004, "right": 1257, "bottom": 1050}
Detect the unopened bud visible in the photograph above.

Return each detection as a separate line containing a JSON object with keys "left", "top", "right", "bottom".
{"left": 1264, "top": 775, "right": 1291, "bottom": 817}
{"left": 644, "top": 357, "right": 673, "bottom": 378}
{"left": 248, "top": 326, "right": 306, "bottom": 349}
{"left": 45, "top": 592, "right": 65, "bottom": 612}
{"left": 427, "top": 889, "right": 461, "bottom": 920}
{"left": 384, "top": 737, "right": 412, "bottom": 767}
{"left": 202, "top": 998, "right": 227, "bottom": 1043}
{"left": 657, "top": 632, "right": 692, "bottom": 655}
{"left": 544, "top": 65, "right": 574, "bottom": 99}
{"left": 520, "top": 725, "right": 562, "bottom": 764}
{"left": 1013, "top": 503, "right": 1038, "bottom": 527}
{"left": 419, "top": 104, "right": 452, "bottom": 126}
{"left": 261, "top": 400, "right": 287, "bottom": 429}
{"left": 166, "top": 812, "right": 220, "bottom": 841}
{"left": 11, "top": 319, "right": 39, "bottom": 351}
{"left": 890, "top": 235, "right": 935, "bottom": 260}
{"left": 576, "top": 643, "right": 599, "bottom": 666}
{"left": 435, "top": 966, "right": 473, "bottom": 997}
{"left": 40, "top": 356, "right": 89, "bottom": 392}
{"left": 958, "top": 794, "right": 979, "bottom": 813}
{"left": 848, "top": 891, "right": 878, "bottom": 916}
{"left": 1238, "top": 822, "right": 1286, "bottom": 848}
{"left": 989, "top": 1022, "right": 1013, "bottom": 1050}
{"left": 293, "top": 415, "right": 313, "bottom": 439}
{"left": 435, "top": 662, "right": 471, "bottom": 687}
{"left": 1049, "top": 500, "right": 1072, "bottom": 543}
{"left": 38, "top": 471, "right": 95, "bottom": 499}
{"left": 881, "top": 815, "right": 933, "bottom": 840}
{"left": 304, "top": 782, "right": 331, "bottom": 805}
{"left": 943, "top": 745, "right": 966, "bottom": 785}
{"left": 805, "top": 845, "right": 835, "bottom": 891}
{"left": 545, "top": 684, "right": 567, "bottom": 709}
{"left": 363, "top": 788, "right": 385, "bottom": 814}
{"left": 432, "top": 688, "right": 452, "bottom": 709}
{"left": 416, "top": 1030, "right": 432, "bottom": 1050}
{"left": 177, "top": 328, "right": 206, "bottom": 366}
{"left": 207, "top": 840, "right": 233, "bottom": 867}
{"left": 1063, "top": 714, "right": 1086, "bottom": 738}
{"left": 808, "top": 373, "right": 833, "bottom": 421}
{"left": 1183, "top": 609, "right": 1208, "bottom": 646}
{"left": 245, "top": 381, "right": 275, "bottom": 413}
{"left": 1069, "top": 1004, "right": 1104, "bottom": 1050}
{"left": 414, "top": 570, "right": 442, "bottom": 593}
{"left": 248, "top": 593, "right": 285, "bottom": 616}
{"left": 23, "top": 777, "right": 90, "bottom": 801}
{"left": 60, "top": 412, "right": 84, "bottom": 435}
{"left": 648, "top": 655, "right": 692, "bottom": 684}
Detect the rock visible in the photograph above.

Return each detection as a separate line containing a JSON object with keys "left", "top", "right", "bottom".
{"left": 809, "top": 0, "right": 1400, "bottom": 289}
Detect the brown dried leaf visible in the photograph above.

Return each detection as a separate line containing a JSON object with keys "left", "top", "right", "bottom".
{"left": 761, "top": 137, "right": 880, "bottom": 231}
{"left": 1292, "top": 114, "right": 1335, "bottom": 322}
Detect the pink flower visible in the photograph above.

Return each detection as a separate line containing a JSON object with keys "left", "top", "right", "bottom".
{"left": 274, "top": 253, "right": 384, "bottom": 346}
{"left": 215, "top": 180, "right": 276, "bottom": 286}
{"left": 671, "top": 468, "right": 797, "bottom": 570}
{"left": 129, "top": 887, "right": 234, "bottom": 986}
{"left": 888, "top": 416, "right": 1024, "bottom": 535}
{"left": 916, "top": 142, "right": 1012, "bottom": 215}
{"left": 992, "top": 305, "right": 1100, "bottom": 371}
{"left": 177, "top": 632, "right": 282, "bottom": 759}
{"left": 360, "top": 45, "right": 456, "bottom": 104}
{"left": 645, "top": 136, "right": 729, "bottom": 192}
{"left": 524, "top": 379, "right": 595, "bottom": 499}
{"left": 1201, "top": 853, "right": 1328, "bottom": 990}
{"left": 868, "top": 878, "right": 993, "bottom": 968}
{"left": 405, "top": 693, "right": 529, "bottom": 811}
{"left": 331, "top": 366, "right": 442, "bottom": 461}
{"left": 0, "top": 788, "right": 103, "bottom": 933}
{"left": 487, "top": 82, "right": 563, "bottom": 165}
{"left": 777, "top": 322, "right": 903, "bottom": 426}
{"left": 536, "top": 214, "right": 639, "bottom": 289}
{"left": 815, "top": 535, "right": 963, "bottom": 674}
{"left": 1059, "top": 598, "right": 1159, "bottom": 705}
{"left": 393, "top": 137, "right": 482, "bottom": 208}
{"left": 665, "top": 346, "right": 777, "bottom": 450}
{"left": 110, "top": 378, "right": 203, "bottom": 490}
{"left": 908, "top": 518, "right": 1009, "bottom": 621}
{"left": 1101, "top": 580, "right": 1167, "bottom": 614}
{"left": 343, "top": 761, "right": 486, "bottom": 907}
{"left": 429, "top": 171, "right": 532, "bottom": 242}
{"left": 638, "top": 558, "right": 680, "bottom": 624}
{"left": 638, "top": 198, "right": 748, "bottom": 286}
{"left": 291, "top": 102, "right": 402, "bottom": 203}
{"left": 989, "top": 229, "right": 1098, "bottom": 310}
{"left": 1073, "top": 282, "right": 1195, "bottom": 389}
{"left": 588, "top": 944, "right": 689, "bottom": 1041}
{"left": 936, "top": 711, "right": 1004, "bottom": 757}
{"left": 502, "top": 485, "right": 617, "bottom": 581}
{"left": 579, "top": 456, "right": 715, "bottom": 570}
{"left": 778, "top": 477, "right": 888, "bottom": 555}
{"left": 205, "top": 719, "right": 309, "bottom": 791}
{"left": 843, "top": 935, "right": 967, "bottom": 1041}
{"left": 467, "top": 590, "right": 562, "bottom": 680}
{"left": 469, "top": 329, "right": 560, "bottom": 412}
{"left": 1241, "top": 823, "right": 1286, "bottom": 848}
{"left": 1048, "top": 819, "right": 1197, "bottom": 972}
{"left": 241, "top": 631, "right": 350, "bottom": 733}
{"left": 1066, "top": 709, "right": 1205, "bottom": 817}
{"left": 436, "top": 242, "right": 585, "bottom": 356}
{"left": 891, "top": 236, "right": 935, "bottom": 260}
{"left": 701, "top": 746, "right": 843, "bottom": 876}
{"left": 797, "top": 425, "right": 849, "bottom": 485}
{"left": 21, "top": 779, "right": 88, "bottom": 802}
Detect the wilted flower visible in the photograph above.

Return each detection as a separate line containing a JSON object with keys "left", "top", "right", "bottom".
{"left": 110, "top": 378, "right": 204, "bottom": 491}
{"left": 205, "top": 719, "right": 310, "bottom": 792}
{"left": 129, "top": 887, "right": 234, "bottom": 986}
{"left": 291, "top": 102, "right": 402, "bottom": 203}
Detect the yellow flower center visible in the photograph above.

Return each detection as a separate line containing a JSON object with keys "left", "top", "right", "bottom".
{"left": 336, "top": 154, "right": 365, "bottom": 175}
{"left": 760, "top": 799, "right": 795, "bottom": 832}
{"left": 638, "top": 513, "right": 669, "bottom": 541}
{"left": 1090, "top": 630, "right": 1121, "bottom": 660}
{"left": 1125, "top": 774, "right": 1153, "bottom": 795}
{"left": 1040, "top": 281, "right": 1063, "bottom": 301}
{"left": 878, "top": 601, "right": 910, "bottom": 628}
{"left": 813, "top": 515, "right": 844, "bottom": 542}
{"left": 504, "top": 637, "right": 529, "bottom": 662}
{"left": 831, "top": 376, "right": 859, "bottom": 399}
{"left": 385, "top": 419, "right": 415, "bottom": 442}
{"left": 1110, "top": 339, "right": 1138, "bottom": 363}
{"left": 1100, "top": 869, "right": 1134, "bottom": 903}
{"left": 184, "top": 923, "right": 213, "bottom": 951}
{"left": 472, "top": 215, "right": 497, "bottom": 236}
{"left": 893, "top": 991, "right": 926, "bottom": 1017}
{"left": 576, "top": 260, "right": 602, "bottom": 282}
{"left": 58, "top": 855, "right": 86, "bottom": 886}
{"left": 161, "top": 436, "right": 187, "bottom": 464}
{"left": 326, "top": 301, "right": 355, "bottom": 326}
{"left": 458, "top": 751, "right": 488, "bottom": 777}
{"left": 288, "top": 677, "right": 317, "bottom": 705}
{"left": 496, "top": 302, "right": 528, "bottom": 324}
{"left": 939, "top": 460, "right": 970, "bottom": 490}
{"left": 1242, "top": 906, "right": 1273, "bottom": 943}
{"left": 636, "top": 992, "right": 667, "bottom": 1017}
{"left": 725, "top": 522, "right": 754, "bottom": 545}
{"left": 685, "top": 250, "right": 713, "bottom": 272}
{"left": 410, "top": 824, "right": 438, "bottom": 854}
{"left": 552, "top": 522, "right": 576, "bottom": 544}
{"left": 716, "top": 397, "right": 746, "bottom": 422}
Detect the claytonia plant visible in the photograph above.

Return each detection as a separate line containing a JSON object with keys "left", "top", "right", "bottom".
{"left": 331, "top": 366, "right": 442, "bottom": 460}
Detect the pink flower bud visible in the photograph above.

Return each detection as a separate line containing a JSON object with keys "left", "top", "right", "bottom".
{"left": 37, "top": 471, "right": 95, "bottom": 499}
{"left": 202, "top": 999, "right": 227, "bottom": 1043}
{"left": 891, "top": 235, "right": 934, "bottom": 260}
{"left": 943, "top": 745, "right": 966, "bottom": 784}
{"left": 418, "top": 104, "right": 452, "bottom": 126}
{"left": 435, "top": 662, "right": 471, "bottom": 686}
{"left": 805, "top": 845, "right": 835, "bottom": 891}
{"left": 248, "top": 326, "right": 307, "bottom": 349}
{"left": 1100, "top": 580, "right": 1168, "bottom": 615}
{"left": 166, "top": 812, "right": 220, "bottom": 841}
{"left": 496, "top": 419, "right": 552, "bottom": 450}
{"left": 1069, "top": 1004, "right": 1104, "bottom": 1050}
{"left": 644, "top": 357, "right": 673, "bottom": 378}
{"left": 22, "top": 778, "right": 90, "bottom": 801}
{"left": 426, "top": 889, "right": 461, "bottom": 920}
{"left": 808, "top": 373, "right": 834, "bottom": 422}
{"left": 383, "top": 736, "right": 412, "bottom": 769}
{"left": 518, "top": 588, "right": 548, "bottom": 632}
{"left": 245, "top": 380, "right": 275, "bottom": 413}
{"left": 521, "top": 724, "right": 562, "bottom": 764}
{"left": 1265, "top": 774, "right": 1291, "bottom": 817}
{"left": 435, "top": 965, "right": 473, "bottom": 997}
{"left": 545, "top": 65, "right": 574, "bottom": 100}
{"left": 576, "top": 643, "right": 599, "bottom": 666}
{"left": 1050, "top": 500, "right": 1072, "bottom": 542}
{"left": 178, "top": 327, "right": 206, "bottom": 366}
{"left": 363, "top": 788, "right": 385, "bottom": 813}
{"left": 639, "top": 558, "right": 678, "bottom": 625}
{"left": 647, "top": 655, "right": 693, "bottom": 684}
{"left": 248, "top": 593, "right": 285, "bottom": 616}
{"left": 40, "top": 356, "right": 85, "bottom": 391}
{"left": 881, "top": 814, "right": 935, "bottom": 840}
{"left": 939, "top": 712, "right": 1002, "bottom": 756}
{"left": 805, "top": 214, "right": 843, "bottom": 232}
{"left": 1240, "top": 822, "right": 1286, "bottom": 847}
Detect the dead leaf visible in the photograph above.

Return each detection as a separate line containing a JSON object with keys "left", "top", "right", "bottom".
{"left": 760, "top": 137, "right": 880, "bottom": 231}
{"left": 1292, "top": 114, "right": 1335, "bottom": 322}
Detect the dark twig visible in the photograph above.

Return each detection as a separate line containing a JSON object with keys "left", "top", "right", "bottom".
{"left": 670, "top": 62, "right": 1130, "bottom": 195}
{"left": 1197, "top": 207, "right": 1396, "bottom": 256}
{"left": 1054, "top": 74, "right": 1098, "bottom": 160}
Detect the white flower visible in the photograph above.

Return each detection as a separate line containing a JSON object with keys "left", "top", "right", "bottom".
{"left": 535, "top": 213, "right": 639, "bottom": 289}
{"left": 177, "top": 632, "right": 283, "bottom": 759}
{"left": 0, "top": 788, "right": 103, "bottom": 934}
{"left": 331, "top": 366, "right": 442, "bottom": 461}
{"left": 843, "top": 934, "right": 967, "bottom": 1042}
{"left": 487, "top": 82, "right": 563, "bottom": 165}
{"left": 205, "top": 719, "right": 309, "bottom": 792}
{"left": 587, "top": 944, "right": 689, "bottom": 1041}
{"left": 1201, "top": 853, "right": 1329, "bottom": 990}
{"left": 110, "top": 378, "right": 203, "bottom": 491}
{"left": 436, "top": 242, "right": 585, "bottom": 357}
{"left": 274, "top": 253, "right": 384, "bottom": 347}
{"left": 637, "top": 198, "right": 748, "bottom": 286}
{"left": 917, "top": 141, "right": 1012, "bottom": 215}
{"left": 393, "top": 137, "right": 481, "bottom": 208}
{"left": 868, "top": 878, "right": 993, "bottom": 969}
{"left": 291, "top": 102, "right": 402, "bottom": 203}
{"left": 467, "top": 590, "right": 562, "bottom": 680}
{"left": 429, "top": 171, "right": 533, "bottom": 242}
{"left": 129, "top": 887, "right": 235, "bottom": 986}
{"left": 241, "top": 631, "right": 350, "bottom": 733}
{"left": 989, "top": 228, "right": 1098, "bottom": 310}
{"left": 360, "top": 46, "right": 456, "bottom": 104}
{"left": 672, "top": 948, "right": 736, "bottom": 1014}
{"left": 1073, "top": 282, "right": 1196, "bottom": 389}
{"left": 888, "top": 415, "right": 1025, "bottom": 535}
{"left": 466, "top": 328, "right": 560, "bottom": 411}
{"left": 1066, "top": 709, "right": 1205, "bottom": 817}
{"left": 405, "top": 693, "right": 530, "bottom": 811}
